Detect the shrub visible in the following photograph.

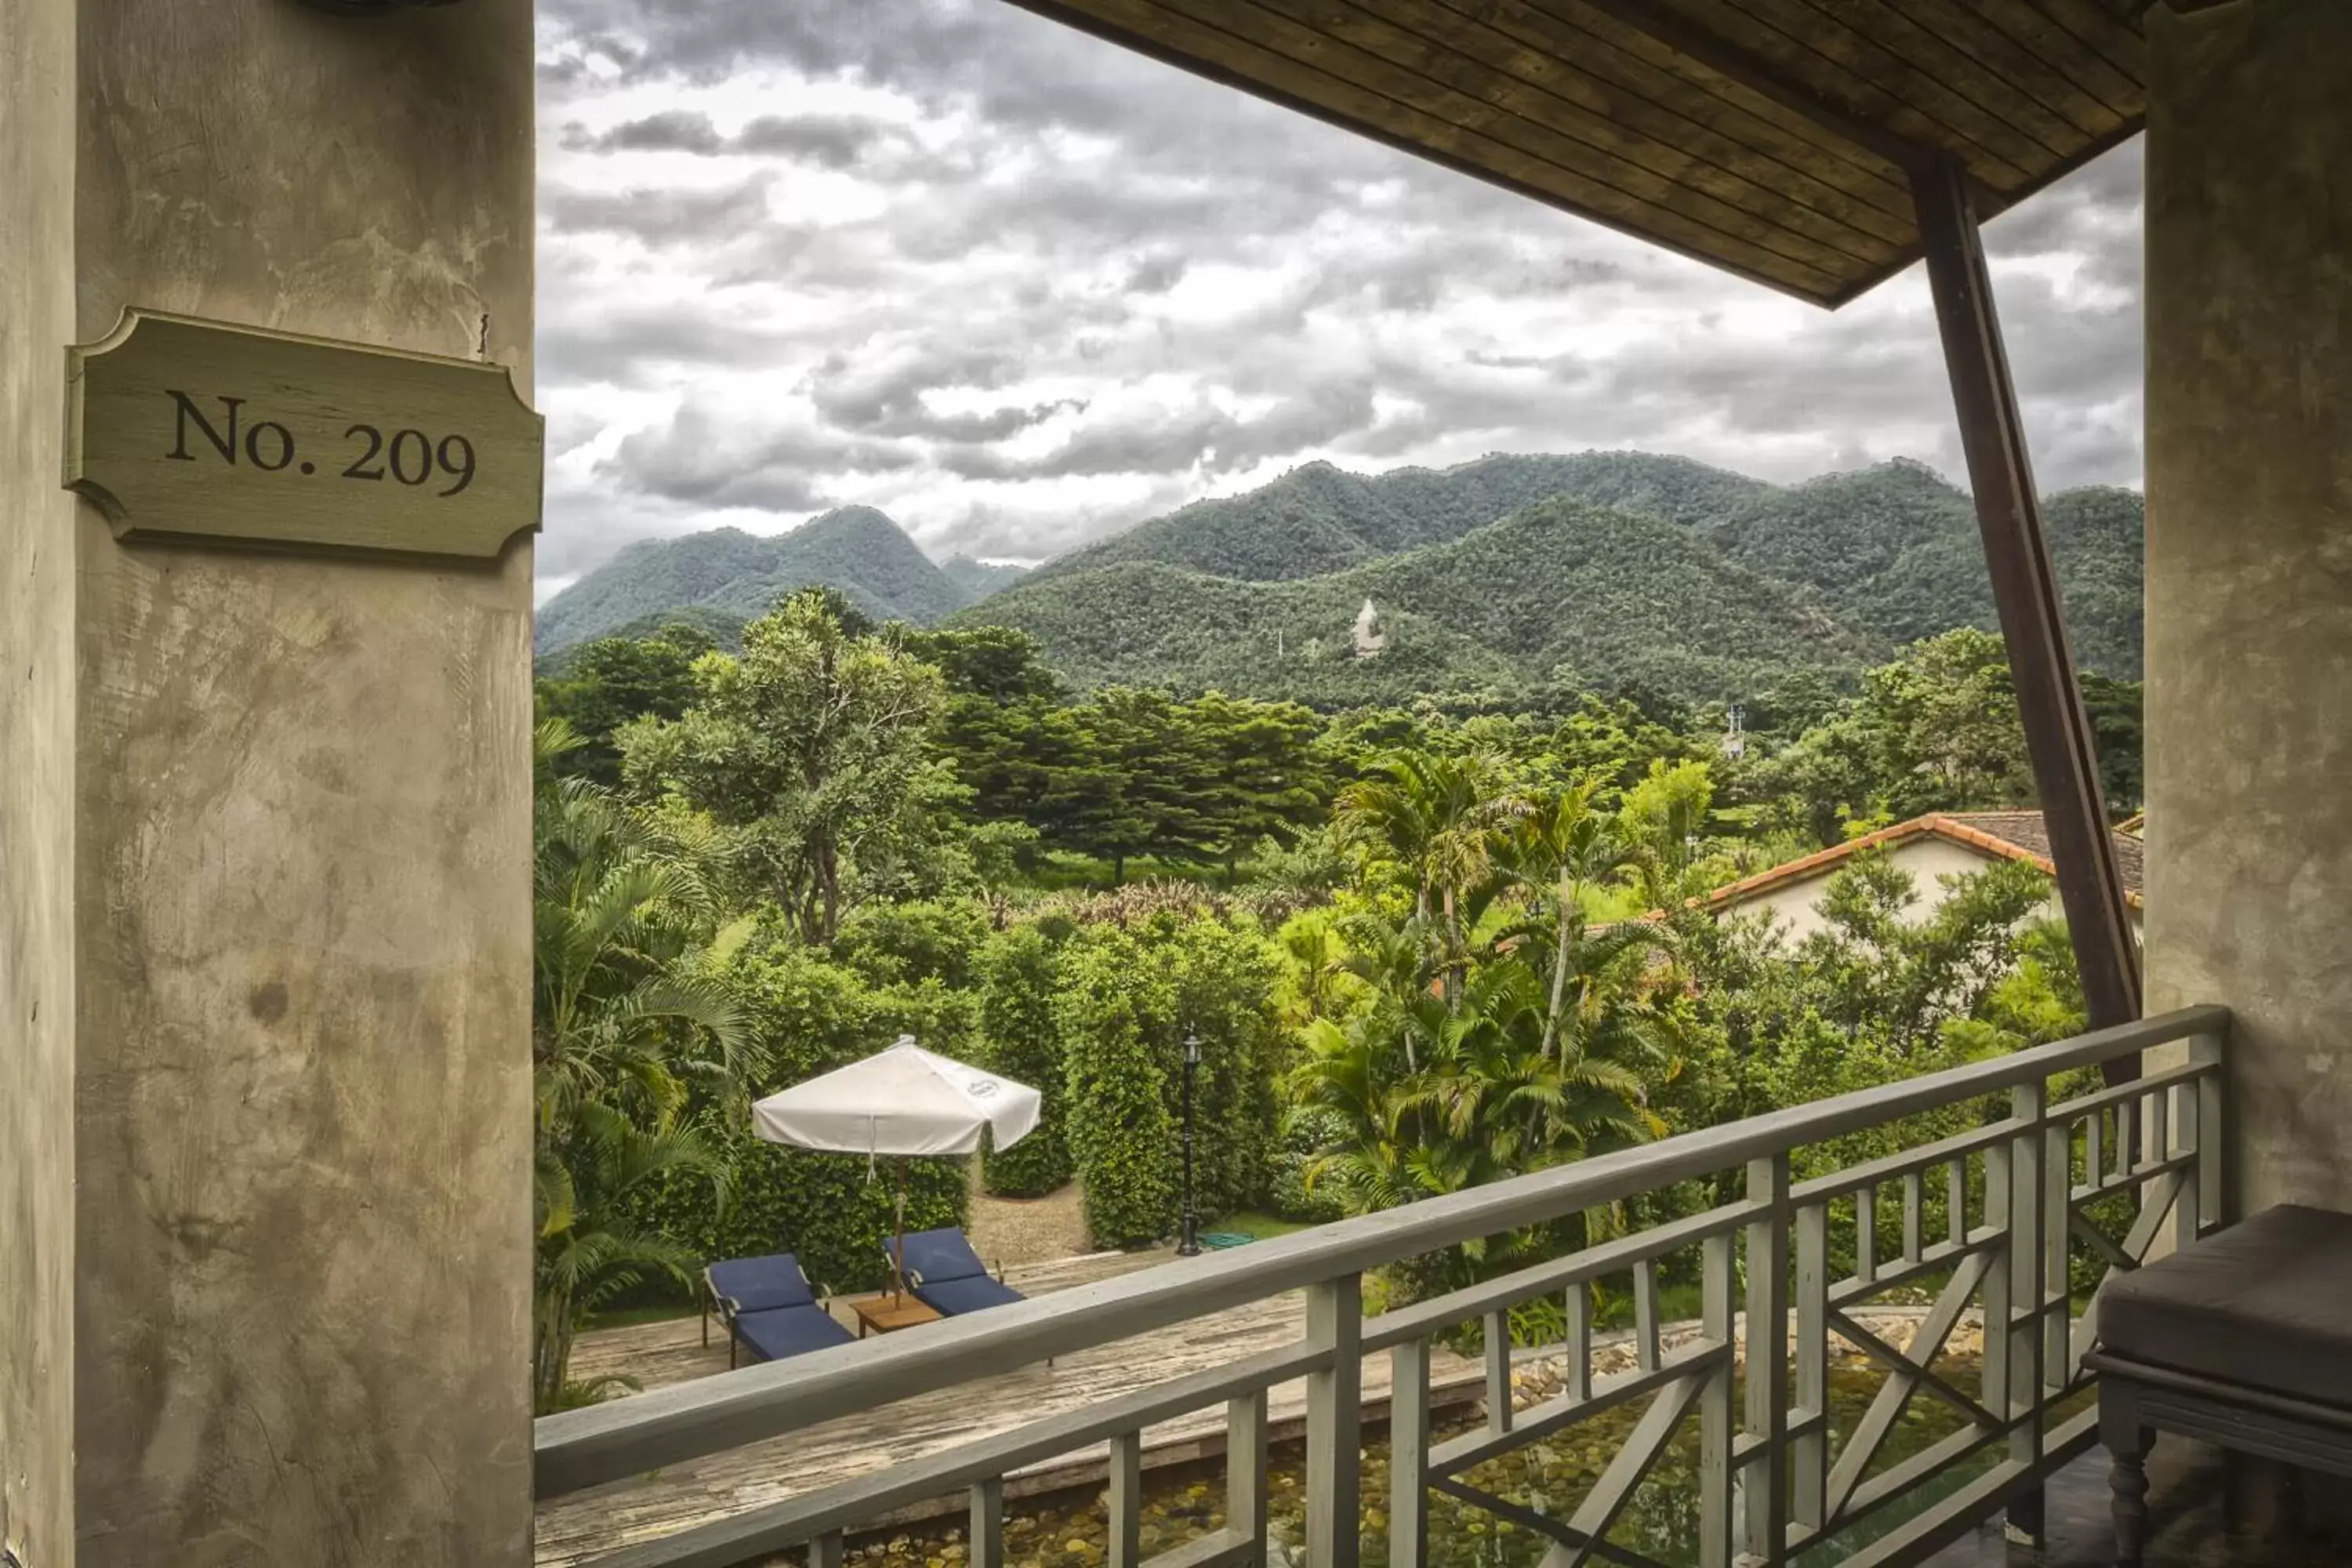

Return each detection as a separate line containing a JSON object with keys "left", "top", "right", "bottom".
{"left": 1267, "top": 1105, "right": 1350, "bottom": 1224}
{"left": 977, "top": 925, "right": 1074, "bottom": 1197}
{"left": 1056, "top": 916, "right": 1285, "bottom": 1247}
{"left": 833, "top": 898, "right": 992, "bottom": 990}
{"left": 1058, "top": 933, "right": 1179, "bottom": 1247}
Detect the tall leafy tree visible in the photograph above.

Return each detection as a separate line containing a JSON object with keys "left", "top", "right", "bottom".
{"left": 622, "top": 590, "right": 953, "bottom": 940}
{"left": 1184, "top": 690, "right": 1334, "bottom": 873}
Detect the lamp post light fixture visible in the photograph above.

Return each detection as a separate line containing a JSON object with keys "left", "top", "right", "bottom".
{"left": 1178, "top": 1030, "right": 1203, "bottom": 1258}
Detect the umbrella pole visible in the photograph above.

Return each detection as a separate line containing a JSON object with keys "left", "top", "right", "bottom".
{"left": 893, "top": 1156, "right": 908, "bottom": 1305}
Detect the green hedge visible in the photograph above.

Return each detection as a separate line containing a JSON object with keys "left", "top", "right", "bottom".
{"left": 977, "top": 925, "right": 1074, "bottom": 1197}
{"left": 1056, "top": 916, "right": 1283, "bottom": 1247}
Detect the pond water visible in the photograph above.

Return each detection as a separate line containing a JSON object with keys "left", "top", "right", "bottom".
{"left": 839, "top": 1354, "right": 2022, "bottom": 1568}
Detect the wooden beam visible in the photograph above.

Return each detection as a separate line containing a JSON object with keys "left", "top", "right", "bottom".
{"left": 1910, "top": 151, "right": 2143, "bottom": 1056}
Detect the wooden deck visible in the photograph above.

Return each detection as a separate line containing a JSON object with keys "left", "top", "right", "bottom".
{"left": 538, "top": 1250, "right": 1483, "bottom": 1566}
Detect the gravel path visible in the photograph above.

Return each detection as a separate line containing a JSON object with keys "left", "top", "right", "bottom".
{"left": 966, "top": 1170, "right": 1093, "bottom": 1268}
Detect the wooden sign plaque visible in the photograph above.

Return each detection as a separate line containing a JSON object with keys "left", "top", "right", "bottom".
{"left": 64, "top": 309, "right": 543, "bottom": 560}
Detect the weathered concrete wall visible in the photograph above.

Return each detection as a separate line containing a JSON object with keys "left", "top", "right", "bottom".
{"left": 0, "top": 2, "right": 82, "bottom": 1562}
{"left": 64, "top": 2, "right": 537, "bottom": 1563}
{"left": 2146, "top": 0, "right": 2352, "bottom": 1215}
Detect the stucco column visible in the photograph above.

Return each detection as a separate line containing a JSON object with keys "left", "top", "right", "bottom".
{"left": 2145, "top": 0, "right": 2352, "bottom": 1216}
{"left": 2, "top": 2, "right": 536, "bottom": 1564}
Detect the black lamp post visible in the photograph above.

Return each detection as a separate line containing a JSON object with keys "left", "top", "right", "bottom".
{"left": 1177, "top": 1030, "right": 1203, "bottom": 1257}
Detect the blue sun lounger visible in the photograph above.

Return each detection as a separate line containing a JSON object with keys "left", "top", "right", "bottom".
{"left": 702, "top": 1253, "right": 855, "bottom": 1368}
{"left": 888, "top": 1228, "right": 1026, "bottom": 1317}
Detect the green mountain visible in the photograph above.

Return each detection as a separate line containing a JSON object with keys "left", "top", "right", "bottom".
{"left": 535, "top": 451, "right": 2144, "bottom": 699}
{"left": 953, "top": 496, "right": 1881, "bottom": 707}
{"left": 1707, "top": 459, "right": 2144, "bottom": 677}
{"left": 1032, "top": 451, "right": 1770, "bottom": 585}
{"left": 536, "top": 506, "right": 978, "bottom": 655}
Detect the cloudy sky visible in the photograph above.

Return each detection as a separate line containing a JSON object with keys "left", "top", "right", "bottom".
{"left": 533, "top": 0, "right": 2146, "bottom": 599}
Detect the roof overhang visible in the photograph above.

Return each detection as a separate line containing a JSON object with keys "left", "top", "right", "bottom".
{"left": 1007, "top": 0, "right": 2163, "bottom": 307}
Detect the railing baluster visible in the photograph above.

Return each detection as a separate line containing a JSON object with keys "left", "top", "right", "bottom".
{"left": 1633, "top": 1258, "right": 1661, "bottom": 1374}
{"left": 1483, "top": 1309, "right": 1512, "bottom": 1434}
{"left": 2146, "top": 1085, "right": 2170, "bottom": 1167}
{"left": 1700, "top": 1231, "right": 1735, "bottom": 1568}
{"left": 1902, "top": 1171, "right": 1924, "bottom": 1265}
{"left": 2187, "top": 1030, "right": 2225, "bottom": 1242}
{"left": 1565, "top": 1282, "right": 1592, "bottom": 1403}
{"left": 1745, "top": 1153, "right": 1790, "bottom": 1564}
{"left": 2085, "top": 1109, "right": 2103, "bottom": 1196}
{"left": 1387, "top": 1341, "right": 1427, "bottom": 1568}
{"left": 1792, "top": 1200, "right": 1828, "bottom": 1531}
{"left": 971, "top": 1479, "right": 1004, "bottom": 1568}
{"left": 2043, "top": 1106, "right": 2072, "bottom": 1400}
{"left": 2007, "top": 1083, "right": 2048, "bottom": 1494}
{"left": 1305, "top": 1273, "right": 1363, "bottom": 1568}
{"left": 1109, "top": 1431, "right": 1142, "bottom": 1568}
{"left": 1947, "top": 1156, "right": 1968, "bottom": 1247}
{"left": 1854, "top": 1183, "right": 1878, "bottom": 1287}
{"left": 813, "top": 1530, "right": 845, "bottom": 1568}
{"left": 2114, "top": 1095, "right": 2136, "bottom": 1181}
{"left": 1229, "top": 1391, "right": 1269, "bottom": 1565}
{"left": 1983, "top": 1134, "right": 2013, "bottom": 1461}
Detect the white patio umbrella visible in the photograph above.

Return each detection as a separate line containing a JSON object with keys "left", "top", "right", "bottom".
{"left": 751, "top": 1036, "right": 1041, "bottom": 1299}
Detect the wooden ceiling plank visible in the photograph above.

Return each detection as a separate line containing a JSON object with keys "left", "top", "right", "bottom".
{"left": 1319, "top": 0, "right": 1910, "bottom": 258}
{"left": 1729, "top": 0, "right": 2074, "bottom": 165}
{"left": 2027, "top": 0, "right": 2153, "bottom": 89}
{"left": 1963, "top": 0, "right": 2146, "bottom": 115}
{"left": 1807, "top": 0, "right": 2089, "bottom": 155}
{"left": 1428, "top": 0, "right": 1918, "bottom": 240}
{"left": 1149, "top": 0, "right": 1875, "bottom": 278}
{"left": 1872, "top": 0, "right": 2128, "bottom": 140}
{"left": 1024, "top": 0, "right": 1848, "bottom": 296}
{"left": 1682, "top": 0, "right": 2048, "bottom": 185}
{"left": 1570, "top": 0, "right": 1933, "bottom": 174}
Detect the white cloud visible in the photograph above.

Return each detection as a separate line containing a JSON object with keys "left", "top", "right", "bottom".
{"left": 532, "top": 0, "right": 2146, "bottom": 592}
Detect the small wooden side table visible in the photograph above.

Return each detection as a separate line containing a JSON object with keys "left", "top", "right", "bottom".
{"left": 849, "top": 1291, "right": 942, "bottom": 1338}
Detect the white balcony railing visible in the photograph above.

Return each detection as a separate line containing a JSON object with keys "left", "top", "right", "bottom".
{"left": 535, "top": 1004, "right": 2229, "bottom": 1568}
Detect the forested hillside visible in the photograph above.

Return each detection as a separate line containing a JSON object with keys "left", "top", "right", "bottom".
{"left": 1710, "top": 459, "right": 2144, "bottom": 678}
{"left": 955, "top": 496, "right": 1878, "bottom": 706}
{"left": 1029, "top": 451, "right": 1769, "bottom": 585}
{"left": 538, "top": 506, "right": 996, "bottom": 653}
{"left": 535, "top": 450, "right": 2144, "bottom": 697}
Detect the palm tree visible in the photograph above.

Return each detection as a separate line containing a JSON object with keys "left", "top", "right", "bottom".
{"left": 531, "top": 720, "right": 760, "bottom": 1411}
{"left": 1332, "top": 750, "right": 1520, "bottom": 999}
{"left": 1497, "top": 784, "right": 1671, "bottom": 1069}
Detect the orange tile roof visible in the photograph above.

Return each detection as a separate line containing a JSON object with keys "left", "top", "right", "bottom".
{"left": 1699, "top": 811, "right": 2146, "bottom": 915}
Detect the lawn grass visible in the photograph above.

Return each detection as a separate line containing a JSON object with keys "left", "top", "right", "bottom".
{"left": 1210, "top": 1209, "right": 1317, "bottom": 1240}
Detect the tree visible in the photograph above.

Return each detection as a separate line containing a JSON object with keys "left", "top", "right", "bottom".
{"left": 1751, "top": 630, "right": 2146, "bottom": 847}
{"left": 1332, "top": 749, "right": 1518, "bottom": 996}
{"left": 622, "top": 590, "right": 953, "bottom": 941}
{"left": 539, "top": 623, "right": 717, "bottom": 787}
{"left": 532, "top": 720, "right": 757, "bottom": 1411}
{"left": 1183, "top": 690, "right": 1334, "bottom": 873}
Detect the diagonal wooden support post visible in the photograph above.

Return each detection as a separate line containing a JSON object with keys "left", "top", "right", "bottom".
{"left": 1911, "top": 151, "right": 2143, "bottom": 1058}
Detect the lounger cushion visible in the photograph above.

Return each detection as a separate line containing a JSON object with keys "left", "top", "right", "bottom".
{"left": 896, "top": 1227, "right": 989, "bottom": 1284}
{"left": 709, "top": 1254, "right": 817, "bottom": 1313}
{"left": 2100, "top": 1203, "right": 2352, "bottom": 1407}
{"left": 732, "top": 1303, "right": 855, "bottom": 1363}
{"left": 914, "top": 1272, "right": 1025, "bottom": 1316}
